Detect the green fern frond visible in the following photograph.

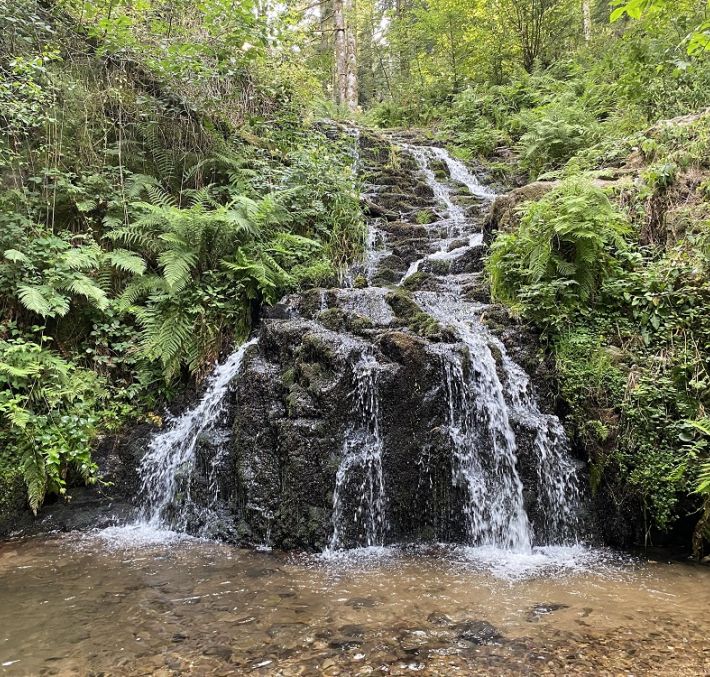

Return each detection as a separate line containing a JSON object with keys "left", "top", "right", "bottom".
{"left": 61, "top": 244, "right": 103, "bottom": 271}
{"left": 159, "top": 249, "right": 197, "bottom": 291}
{"left": 61, "top": 274, "right": 109, "bottom": 309}
{"left": 22, "top": 448, "right": 47, "bottom": 515}
{"left": 107, "top": 249, "right": 147, "bottom": 276}
{"left": 17, "top": 284, "right": 53, "bottom": 317}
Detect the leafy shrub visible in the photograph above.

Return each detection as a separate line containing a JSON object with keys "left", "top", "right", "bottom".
{"left": 555, "top": 330, "right": 626, "bottom": 451}
{"left": 487, "top": 179, "right": 629, "bottom": 328}
{"left": 0, "top": 333, "right": 102, "bottom": 512}
{"left": 516, "top": 101, "right": 602, "bottom": 177}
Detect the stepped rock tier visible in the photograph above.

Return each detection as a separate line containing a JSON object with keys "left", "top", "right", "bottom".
{"left": 131, "top": 129, "right": 589, "bottom": 551}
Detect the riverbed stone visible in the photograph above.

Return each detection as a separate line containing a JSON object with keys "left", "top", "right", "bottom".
{"left": 454, "top": 620, "right": 502, "bottom": 645}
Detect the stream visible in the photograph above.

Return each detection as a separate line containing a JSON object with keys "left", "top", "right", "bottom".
{"left": 1, "top": 534, "right": 709, "bottom": 675}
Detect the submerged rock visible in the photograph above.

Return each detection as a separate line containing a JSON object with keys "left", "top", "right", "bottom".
{"left": 454, "top": 620, "right": 502, "bottom": 645}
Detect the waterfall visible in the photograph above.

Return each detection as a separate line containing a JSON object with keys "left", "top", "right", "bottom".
{"left": 426, "top": 146, "right": 496, "bottom": 200}
{"left": 400, "top": 144, "right": 493, "bottom": 283}
{"left": 328, "top": 350, "right": 387, "bottom": 550}
{"left": 404, "top": 144, "right": 467, "bottom": 230}
{"left": 404, "top": 143, "right": 582, "bottom": 551}
{"left": 136, "top": 338, "right": 258, "bottom": 531}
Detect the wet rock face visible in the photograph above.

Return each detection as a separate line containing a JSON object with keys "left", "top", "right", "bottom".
{"left": 227, "top": 129, "right": 588, "bottom": 551}
{"left": 230, "top": 303, "right": 468, "bottom": 549}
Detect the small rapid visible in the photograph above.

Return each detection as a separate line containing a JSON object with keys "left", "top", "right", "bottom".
{"left": 400, "top": 145, "right": 492, "bottom": 283}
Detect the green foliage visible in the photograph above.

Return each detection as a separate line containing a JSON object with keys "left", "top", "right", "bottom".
{"left": 517, "top": 101, "right": 602, "bottom": 177}
{"left": 488, "top": 179, "right": 630, "bottom": 328}
{"left": 3, "top": 235, "right": 108, "bottom": 318}
{"left": 487, "top": 118, "right": 710, "bottom": 545}
{"left": 555, "top": 330, "right": 626, "bottom": 451}
{"left": 611, "top": 0, "right": 710, "bottom": 55}
{"left": 0, "top": 332, "right": 102, "bottom": 512}
{"left": 0, "top": 0, "right": 365, "bottom": 516}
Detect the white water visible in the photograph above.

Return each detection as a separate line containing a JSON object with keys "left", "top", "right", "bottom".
{"left": 135, "top": 337, "right": 258, "bottom": 531}
{"left": 401, "top": 142, "right": 582, "bottom": 553}
{"left": 329, "top": 350, "right": 387, "bottom": 550}
{"left": 399, "top": 145, "right": 492, "bottom": 283}
{"left": 426, "top": 145, "right": 496, "bottom": 200}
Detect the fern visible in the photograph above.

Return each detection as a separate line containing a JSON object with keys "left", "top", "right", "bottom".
{"left": 17, "top": 284, "right": 53, "bottom": 317}
{"left": 62, "top": 274, "right": 109, "bottom": 309}
{"left": 107, "top": 249, "right": 147, "bottom": 275}
{"left": 159, "top": 248, "right": 197, "bottom": 291}
{"left": 61, "top": 244, "right": 103, "bottom": 271}
{"left": 22, "top": 448, "right": 47, "bottom": 515}
{"left": 488, "top": 178, "right": 630, "bottom": 318}
{"left": 118, "top": 274, "right": 165, "bottom": 309}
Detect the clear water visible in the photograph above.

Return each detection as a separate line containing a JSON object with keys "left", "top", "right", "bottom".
{"left": 400, "top": 144, "right": 491, "bottom": 282}
{"left": 1, "top": 534, "right": 708, "bottom": 675}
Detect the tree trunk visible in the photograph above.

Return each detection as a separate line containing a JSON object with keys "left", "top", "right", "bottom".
{"left": 334, "top": 0, "right": 348, "bottom": 105}
{"left": 345, "top": 0, "right": 358, "bottom": 110}
{"left": 582, "top": 0, "right": 592, "bottom": 42}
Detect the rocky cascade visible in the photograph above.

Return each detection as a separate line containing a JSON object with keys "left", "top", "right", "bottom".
{"left": 131, "top": 128, "right": 588, "bottom": 551}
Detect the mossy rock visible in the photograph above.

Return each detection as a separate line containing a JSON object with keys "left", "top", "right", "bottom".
{"left": 347, "top": 313, "right": 375, "bottom": 333}
{"left": 401, "top": 270, "right": 433, "bottom": 292}
{"left": 317, "top": 307, "right": 347, "bottom": 331}
{"left": 299, "top": 332, "right": 337, "bottom": 364}
{"left": 385, "top": 288, "right": 453, "bottom": 341}
{"left": 0, "top": 469, "right": 27, "bottom": 536}
{"left": 371, "top": 268, "right": 399, "bottom": 286}
{"left": 424, "top": 259, "right": 452, "bottom": 276}
{"left": 353, "top": 274, "right": 368, "bottom": 289}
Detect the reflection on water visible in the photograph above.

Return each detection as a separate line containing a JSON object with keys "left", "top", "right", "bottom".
{"left": 1, "top": 533, "right": 709, "bottom": 675}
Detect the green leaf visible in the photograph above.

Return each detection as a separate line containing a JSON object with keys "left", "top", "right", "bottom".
{"left": 4, "top": 249, "right": 29, "bottom": 264}
{"left": 17, "top": 284, "right": 52, "bottom": 316}
{"left": 107, "top": 249, "right": 147, "bottom": 276}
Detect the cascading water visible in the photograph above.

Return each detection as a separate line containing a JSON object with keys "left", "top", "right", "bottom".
{"left": 401, "top": 142, "right": 582, "bottom": 551}
{"left": 400, "top": 144, "right": 492, "bottom": 283}
{"left": 328, "top": 350, "right": 387, "bottom": 550}
{"left": 119, "top": 131, "right": 584, "bottom": 557}
{"left": 403, "top": 144, "right": 467, "bottom": 232}
{"left": 136, "top": 338, "right": 258, "bottom": 531}
{"left": 426, "top": 146, "right": 496, "bottom": 200}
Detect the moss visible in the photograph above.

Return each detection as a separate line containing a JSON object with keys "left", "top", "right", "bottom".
{"left": 348, "top": 314, "right": 375, "bottom": 332}
{"left": 317, "top": 307, "right": 346, "bottom": 331}
{"left": 401, "top": 270, "right": 432, "bottom": 292}
{"left": 0, "top": 468, "right": 27, "bottom": 535}
{"left": 428, "top": 259, "right": 452, "bottom": 276}
{"left": 371, "top": 268, "right": 399, "bottom": 285}
{"left": 385, "top": 288, "right": 451, "bottom": 341}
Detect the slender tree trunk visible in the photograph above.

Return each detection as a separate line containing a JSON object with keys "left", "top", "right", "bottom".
{"left": 582, "top": 0, "right": 592, "bottom": 42}
{"left": 448, "top": 15, "right": 459, "bottom": 92}
{"left": 345, "top": 0, "right": 358, "bottom": 110}
{"left": 334, "top": 0, "right": 348, "bottom": 105}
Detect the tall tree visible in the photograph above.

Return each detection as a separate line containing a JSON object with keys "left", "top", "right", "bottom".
{"left": 345, "top": 0, "right": 358, "bottom": 108}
